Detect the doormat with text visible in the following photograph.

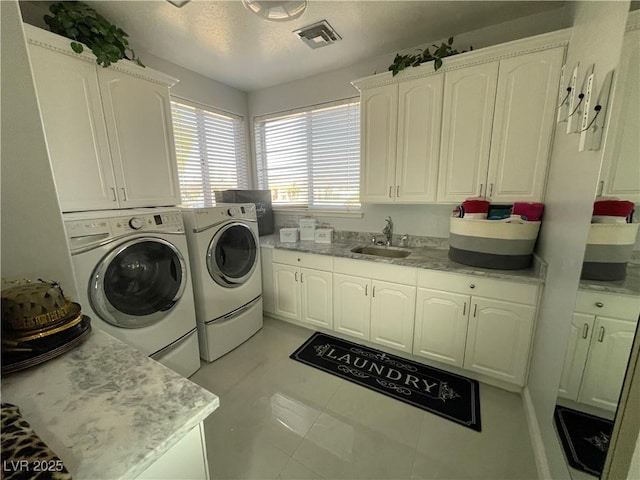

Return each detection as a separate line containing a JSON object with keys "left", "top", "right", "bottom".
{"left": 554, "top": 405, "right": 614, "bottom": 477}
{"left": 290, "top": 332, "right": 481, "bottom": 431}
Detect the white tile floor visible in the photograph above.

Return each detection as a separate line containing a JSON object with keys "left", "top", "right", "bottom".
{"left": 190, "top": 317, "right": 539, "bottom": 480}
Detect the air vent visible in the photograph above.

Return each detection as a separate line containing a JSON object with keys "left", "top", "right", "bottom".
{"left": 293, "top": 20, "right": 341, "bottom": 49}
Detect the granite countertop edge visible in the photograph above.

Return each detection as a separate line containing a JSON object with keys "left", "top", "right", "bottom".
{"left": 1, "top": 329, "right": 220, "bottom": 480}
{"left": 260, "top": 235, "right": 545, "bottom": 284}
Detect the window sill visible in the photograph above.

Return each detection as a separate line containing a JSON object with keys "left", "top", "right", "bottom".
{"left": 272, "top": 207, "right": 363, "bottom": 219}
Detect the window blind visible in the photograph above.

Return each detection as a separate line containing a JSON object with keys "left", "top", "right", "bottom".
{"left": 171, "top": 100, "right": 249, "bottom": 207}
{"left": 255, "top": 99, "right": 360, "bottom": 210}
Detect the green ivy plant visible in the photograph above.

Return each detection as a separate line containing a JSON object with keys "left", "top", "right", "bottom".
{"left": 44, "top": 1, "right": 144, "bottom": 68}
{"left": 388, "top": 37, "right": 472, "bottom": 76}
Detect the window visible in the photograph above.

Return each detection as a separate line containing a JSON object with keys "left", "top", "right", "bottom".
{"left": 171, "top": 99, "right": 249, "bottom": 207}
{"left": 255, "top": 99, "right": 360, "bottom": 210}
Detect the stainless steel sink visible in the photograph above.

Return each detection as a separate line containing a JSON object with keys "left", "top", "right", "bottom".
{"left": 350, "top": 245, "right": 411, "bottom": 258}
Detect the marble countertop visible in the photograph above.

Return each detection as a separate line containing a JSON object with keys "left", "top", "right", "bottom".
{"left": 2, "top": 329, "right": 219, "bottom": 480}
{"left": 260, "top": 235, "right": 544, "bottom": 284}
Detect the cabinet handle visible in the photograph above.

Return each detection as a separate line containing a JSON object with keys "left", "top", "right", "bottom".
{"left": 473, "top": 304, "right": 477, "bottom": 317}
{"left": 295, "top": 271, "right": 298, "bottom": 282}
{"left": 598, "top": 326, "right": 605, "bottom": 342}
{"left": 595, "top": 302, "right": 604, "bottom": 308}
{"left": 110, "top": 188, "right": 117, "bottom": 202}
{"left": 598, "top": 180, "right": 604, "bottom": 196}
{"left": 582, "top": 323, "right": 589, "bottom": 339}
{"left": 300, "top": 272, "right": 303, "bottom": 283}
{"left": 463, "top": 302, "right": 467, "bottom": 316}
{"left": 396, "top": 186, "right": 400, "bottom": 197}
{"left": 489, "top": 183, "right": 494, "bottom": 197}
{"left": 388, "top": 186, "right": 392, "bottom": 198}
{"left": 479, "top": 184, "right": 484, "bottom": 197}
{"left": 469, "top": 284, "right": 475, "bottom": 289}
{"left": 120, "top": 188, "right": 127, "bottom": 201}
{"left": 365, "top": 284, "right": 368, "bottom": 296}
{"left": 372, "top": 286, "right": 376, "bottom": 298}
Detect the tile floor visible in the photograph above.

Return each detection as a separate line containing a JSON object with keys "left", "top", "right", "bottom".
{"left": 190, "top": 317, "right": 539, "bottom": 480}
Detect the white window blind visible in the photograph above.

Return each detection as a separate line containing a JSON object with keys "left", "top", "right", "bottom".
{"left": 255, "top": 99, "right": 360, "bottom": 210}
{"left": 171, "top": 100, "right": 249, "bottom": 207}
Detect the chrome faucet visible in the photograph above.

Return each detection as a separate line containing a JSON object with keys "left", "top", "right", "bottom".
{"left": 382, "top": 216, "right": 393, "bottom": 246}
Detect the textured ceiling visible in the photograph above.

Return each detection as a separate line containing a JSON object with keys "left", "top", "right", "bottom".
{"left": 21, "top": 1, "right": 567, "bottom": 92}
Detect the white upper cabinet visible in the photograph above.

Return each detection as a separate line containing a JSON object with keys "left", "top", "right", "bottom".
{"left": 357, "top": 74, "right": 443, "bottom": 204}
{"left": 28, "top": 42, "right": 118, "bottom": 211}
{"left": 354, "top": 31, "right": 568, "bottom": 205}
{"left": 359, "top": 84, "right": 398, "bottom": 203}
{"left": 487, "top": 48, "right": 564, "bottom": 203}
{"left": 598, "top": 29, "right": 640, "bottom": 202}
{"left": 437, "top": 62, "right": 498, "bottom": 203}
{"left": 98, "top": 68, "right": 181, "bottom": 208}
{"left": 395, "top": 75, "right": 443, "bottom": 203}
{"left": 25, "top": 25, "right": 181, "bottom": 212}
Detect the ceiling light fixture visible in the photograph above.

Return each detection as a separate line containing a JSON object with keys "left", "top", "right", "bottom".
{"left": 166, "top": 0, "right": 191, "bottom": 7}
{"left": 242, "top": 0, "right": 307, "bottom": 22}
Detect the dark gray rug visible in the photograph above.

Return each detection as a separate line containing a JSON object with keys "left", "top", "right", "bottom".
{"left": 290, "top": 332, "right": 481, "bottom": 431}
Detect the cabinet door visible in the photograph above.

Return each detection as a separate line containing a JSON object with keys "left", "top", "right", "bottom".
{"left": 598, "top": 30, "right": 640, "bottom": 202}
{"left": 578, "top": 316, "right": 636, "bottom": 411}
{"left": 333, "top": 273, "right": 371, "bottom": 340}
{"left": 273, "top": 264, "right": 300, "bottom": 322}
{"left": 464, "top": 297, "right": 534, "bottom": 385}
{"left": 359, "top": 84, "right": 398, "bottom": 203}
{"left": 28, "top": 45, "right": 118, "bottom": 212}
{"left": 370, "top": 280, "right": 416, "bottom": 353}
{"left": 300, "top": 267, "right": 333, "bottom": 329}
{"left": 437, "top": 62, "right": 498, "bottom": 203}
{"left": 487, "top": 48, "right": 563, "bottom": 203}
{"left": 98, "top": 69, "right": 181, "bottom": 208}
{"left": 260, "top": 247, "right": 275, "bottom": 314}
{"left": 395, "top": 75, "right": 443, "bottom": 203}
{"left": 557, "top": 313, "right": 594, "bottom": 401}
{"left": 413, "top": 288, "right": 469, "bottom": 367}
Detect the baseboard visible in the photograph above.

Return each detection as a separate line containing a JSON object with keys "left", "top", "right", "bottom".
{"left": 523, "top": 387, "right": 552, "bottom": 480}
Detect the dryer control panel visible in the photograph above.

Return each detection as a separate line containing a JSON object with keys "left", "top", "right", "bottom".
{"left": 111, "top": 212, "right": 184, "bottom": 234}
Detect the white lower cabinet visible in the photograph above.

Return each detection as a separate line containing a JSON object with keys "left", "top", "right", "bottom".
{"left": 463, "top": 297, "right": 535, "bottom": 384}
{"left": 272, "top": 250, "right": 333, "bottom": 329}
{"left": 558, "top": 291, "right": 639, "bottom": 412}
{"left": 137, "top": 422, "right": 209, "bottom": 480}
{"left": 261, "top": 247, "right": 275, "bottom": 314}
{"left": 333, "top": 274, "right": 416, "bottom": 353}
{"left": 415, "top": 270, "right": 538, "bottom": 385}
{"left": 414, "top": 289, "right": 469, "bottom": 367}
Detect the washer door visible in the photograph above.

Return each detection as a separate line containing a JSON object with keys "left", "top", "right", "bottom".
{"left": 207, "top": 222, "right": 258, "bottom": 288}
{"left": 90, "top": 237, "right": 187, "bottom": 328}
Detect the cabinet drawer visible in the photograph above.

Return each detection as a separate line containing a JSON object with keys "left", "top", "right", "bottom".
{"left": 417, "top": 270, "right": 537, "bottom": 305}
{"left": 575, "top": 291, "right": 640, "bottom": 320}
{"left": 273, "top": 249, "right": 333, "bottom": 271}
{"left": 333, "top": 257, "right": 417, "bottom": 285}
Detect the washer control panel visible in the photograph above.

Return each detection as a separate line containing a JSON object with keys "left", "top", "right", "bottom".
{"left": 65, "top": 211, "right": 185, "bottom": 239}
{"left": 112, "top": 212, "right": 184, "bottom": 234}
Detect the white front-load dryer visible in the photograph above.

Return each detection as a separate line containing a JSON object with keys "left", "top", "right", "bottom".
{"left": 63, "top": 208, "right": 201, "bottom": 377}
{"left": 182, "top": 204, "right": 263, "bottom": 362}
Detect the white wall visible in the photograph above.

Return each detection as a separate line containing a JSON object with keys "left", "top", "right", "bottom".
{"left": 249, "top": 5, "right": 572, "bottom": 237}
{"left": 526, "top": 2, "right": 631, "bottom": 478}
{"left": 1, "top": 0, "right": 77, "bottom": 298}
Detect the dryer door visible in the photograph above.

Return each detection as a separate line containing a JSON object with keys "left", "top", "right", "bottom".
{"left": 90, "top": 237, "right": 187, "bottom": 328}
{"left": 207, "top": 222, "right": 258, "bottom": 288}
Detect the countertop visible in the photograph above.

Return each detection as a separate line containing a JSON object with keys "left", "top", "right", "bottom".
{"left": 260, "top": 235, "right": 545, "bottom": 285}
{"left": 1, "top": 329, "right": 219, "bottom": 480}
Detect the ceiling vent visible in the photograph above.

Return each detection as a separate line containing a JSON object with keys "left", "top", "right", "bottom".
{"left": 294, "top": 20, "right": 341, "bottom": 49}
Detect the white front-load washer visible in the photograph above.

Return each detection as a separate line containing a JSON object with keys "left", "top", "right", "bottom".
{"left": 63, "top": 208, "right": 201, "bottom": 377}
{"left": 181, "top": 204, "right": 263, "bottom": 362}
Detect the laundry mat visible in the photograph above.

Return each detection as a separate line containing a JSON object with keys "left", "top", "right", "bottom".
{"left": 554, "top": 405, "right": 614, "bottom": 476}
{"left": 290, "top": 332, "right": 481, "bottom": 431}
